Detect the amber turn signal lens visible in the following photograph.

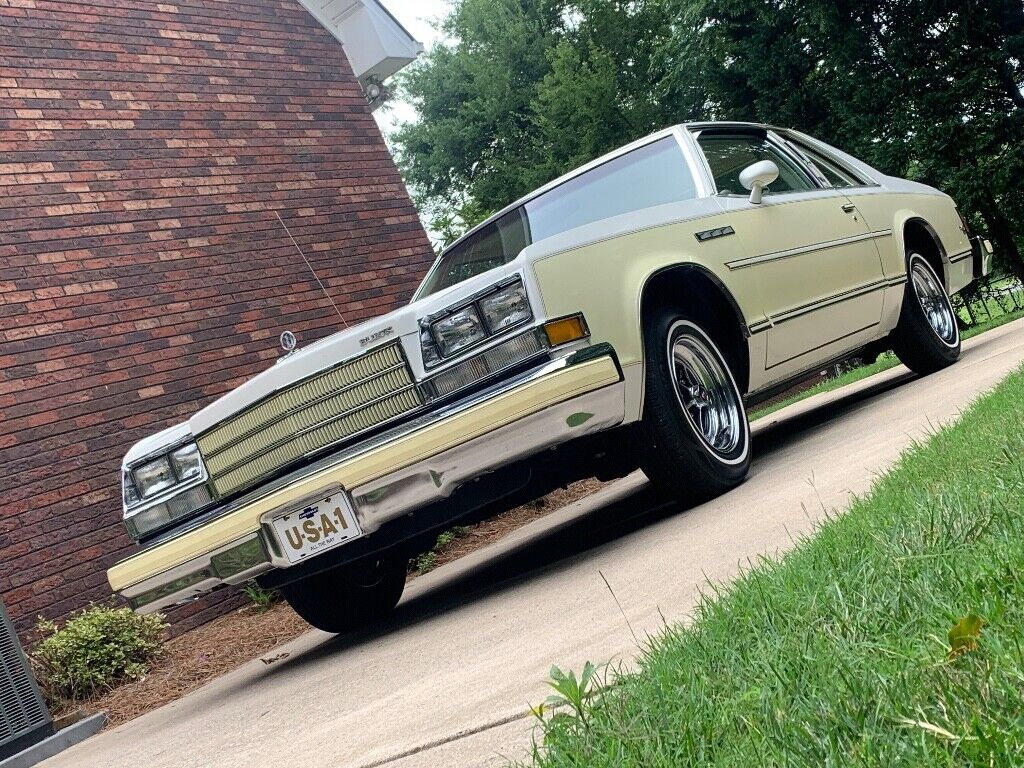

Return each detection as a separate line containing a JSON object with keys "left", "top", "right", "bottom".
{"left": 543, "top": 315, "right": 588, "bottom": 347}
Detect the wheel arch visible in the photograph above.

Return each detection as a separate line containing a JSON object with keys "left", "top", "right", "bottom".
{"left": 900, "top": 216, "right": 949, "bottom": 289}
{"left": 638, "top": 263, "right": 752, "bottom": 397}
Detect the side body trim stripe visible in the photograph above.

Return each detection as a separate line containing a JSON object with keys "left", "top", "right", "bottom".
{"left": 726, "top": 229, "right": 893, "bottom": 270}
{"left": 748, "top": 274, "right": 906, "bottom": 334}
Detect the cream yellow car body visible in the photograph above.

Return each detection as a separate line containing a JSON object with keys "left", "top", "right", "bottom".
{"left": 109, "top": 121, "right": 990, "bottom": 611}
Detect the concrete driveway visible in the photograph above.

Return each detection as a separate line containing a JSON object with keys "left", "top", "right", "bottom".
{"left": 46, "top": 319, "right": 1024, "bottom": 768}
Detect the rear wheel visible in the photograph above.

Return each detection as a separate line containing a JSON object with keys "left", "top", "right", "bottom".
{"left": 637, "top": 308, "right": 750, "bottom": 504}
{"left": 280, "top": 554, "right": 407, "bottom": 634}
{"left": 890, "top": 253, "right": 961, "bottom": 375}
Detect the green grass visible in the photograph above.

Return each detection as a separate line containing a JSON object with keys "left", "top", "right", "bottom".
{"left": 528, "top": 366, "right": 1024, "bottom": 767}
{"left": 751, "top": 306, "right": 1024, "bottom": 420}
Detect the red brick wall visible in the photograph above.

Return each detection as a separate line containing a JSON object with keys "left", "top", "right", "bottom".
{"left": 0, "top": 0, "right": 434, "bottom": 638}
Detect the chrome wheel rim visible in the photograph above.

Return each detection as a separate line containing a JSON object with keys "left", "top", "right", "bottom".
{"left": 910, "top": 258, "right": 958, "bottom": 346}
{"left": 669, "top": 328, "right": 742, "bottom": 457}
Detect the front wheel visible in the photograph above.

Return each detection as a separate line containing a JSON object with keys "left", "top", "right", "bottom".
{"left": 637, "top": 309, "right": 750, "bottom": 504}
{"left": 890, "top": 253, "right": 961, "bottom": 375}
{"left": 280, "top": 554, "right": 407, "bottom": 634}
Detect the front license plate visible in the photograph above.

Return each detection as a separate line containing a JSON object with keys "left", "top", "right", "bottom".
{"left": 271, "top": 493, "right": 362, "bottom": 565}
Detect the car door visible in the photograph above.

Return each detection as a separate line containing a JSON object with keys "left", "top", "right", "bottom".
{"left": 692, "top": 128, "right": 886, "bottom": 381}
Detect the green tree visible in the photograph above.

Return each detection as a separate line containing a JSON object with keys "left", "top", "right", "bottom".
{"left": 397, "top": 0, "right": 1024, "bottom": 277}
{"left": 393, "top": 0, "right": 677, "bottom": 235}
{"left": 665, "top": 0, "right": 1024, "bottom": 279}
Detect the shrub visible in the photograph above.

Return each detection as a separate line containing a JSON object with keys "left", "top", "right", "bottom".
{"left": 32, "top": 605, "right": 167, "bottom": 701}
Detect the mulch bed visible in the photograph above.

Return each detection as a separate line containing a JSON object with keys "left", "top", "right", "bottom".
{"left": 56, "top": 477, "right": 608, "bottom": 729}
{"left": 407, "top": 477, "right": 608, "bottom": 577}
{"left": 52, "top": 600, "right": 310, "bottom": 729}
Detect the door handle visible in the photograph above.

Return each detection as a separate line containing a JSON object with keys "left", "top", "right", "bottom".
{"left": 841, "top": 203, "right": 856, "bottom": 213}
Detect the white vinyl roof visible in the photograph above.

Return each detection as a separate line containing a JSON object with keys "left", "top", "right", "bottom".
{"left": 298, "top": 0, "right": 424, "bottom": 86}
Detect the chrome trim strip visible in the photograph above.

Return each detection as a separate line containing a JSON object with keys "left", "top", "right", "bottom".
{"left": 725, "top": 229, "right": 893, "bottom": 270}
{"left": 769, "top": 277, "right": 891, "bottom": 326}
{"left": 948, "top": 248, "right": 973, "bottom": 264}
{"left": 748, "top": 319, "right": 772, "bottom": 334}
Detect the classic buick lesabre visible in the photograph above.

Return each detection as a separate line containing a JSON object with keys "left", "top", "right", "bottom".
{"left": 109, "top": 122, "right": 993, "bottom": 632}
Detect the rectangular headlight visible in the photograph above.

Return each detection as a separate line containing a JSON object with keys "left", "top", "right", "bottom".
{"left": 133, "top": 456, "right": 175, "bottom": 498}
{"left": 123, "top": 438, "right": 211, "bottom": 540}
{"left": 170, "top": 443, "right": 203, "bottom": 481}
{"left": 479, "top": 280, "right": 531, "bottom": 332}
{"left": 432, "top": 306, "right": 487, "bottom": 357}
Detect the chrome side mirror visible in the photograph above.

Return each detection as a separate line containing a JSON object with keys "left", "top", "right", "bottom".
{"left": 739, "top": 160, "right": 780, "bottom": 204}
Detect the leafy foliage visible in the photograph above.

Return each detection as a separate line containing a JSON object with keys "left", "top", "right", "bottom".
{"left": 33, "top": 606, "right": 167, "bottom": 701}
{"left": 533, "top": 662, "right": 601, "bottom": 728}
{"left": 241, "top": 581, "right": 279, "bottom": 611}
{"left": 412, "top": 525, "right": 472, "bottom": 573}
{"left": 668, "top": 0, "right": 1024, "bottom": 279}
{"left": 395, "top": 0, "right": 1024, "bottom": 276}
{"left": 393, "top": 0, "right": 674, "bottom": 238}
{"left": 948, "top": 613, "right": 984, "bottom": 658}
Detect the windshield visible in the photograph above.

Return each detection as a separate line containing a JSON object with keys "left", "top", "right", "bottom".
{"left": 416, "top": 207, "right": 530, "bottom": 297}
{"left": 415, "top": 135, "right": 696, "bottom": 299}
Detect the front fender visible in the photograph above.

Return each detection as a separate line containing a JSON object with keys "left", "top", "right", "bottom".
{"left": 529, "top": 205, "right": 762, "bottom": 420}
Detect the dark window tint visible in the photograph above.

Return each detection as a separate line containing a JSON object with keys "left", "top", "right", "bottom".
{"left": 418, "top": 207, "right": 530, "bottom": 296}
{"left": 524, "top": 137, "right": 697, "bottom": 242}
{"left": 697, "top": 134, "right": 814, "bottom": 195}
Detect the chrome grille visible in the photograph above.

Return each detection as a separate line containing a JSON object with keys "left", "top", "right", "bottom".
{"left": 197, "top": 343, "right": 422, "bottom": 498}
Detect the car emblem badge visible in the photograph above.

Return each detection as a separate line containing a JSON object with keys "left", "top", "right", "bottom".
{"left": 280, "top": 330, "right": 297, "bottom": 354}
{"left": 299, "top": 506, "right": 317, "bottom": 520}
{"left": 360, "top": 326, "right": 395, "bottom": 347}
{"left": 695, "top": 225, "right": 735, "bottom": 242}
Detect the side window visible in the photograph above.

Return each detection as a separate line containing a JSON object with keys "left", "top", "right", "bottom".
{"left": 785, "top": 140, "right": 864, "bottom": 188}
{"left": 696, "top": 133, "right": 815, "bottom": 196}
{"left": 524, "top": 137, "right": 698, "bottom": 242}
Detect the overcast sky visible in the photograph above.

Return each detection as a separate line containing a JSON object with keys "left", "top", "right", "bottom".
{"left": 372, "top": 0, "right": 452, "bottom": 139}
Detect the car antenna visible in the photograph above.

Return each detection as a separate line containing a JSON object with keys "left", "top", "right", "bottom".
{"left": 274, "top": 210, "right": 349, "bottom": 328}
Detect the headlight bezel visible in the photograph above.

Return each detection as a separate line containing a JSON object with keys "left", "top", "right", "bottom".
{"left": 123, "top": 438, "right": 211, "bottom": 540}
{"left": 420, "top": 276, "right": 534, "bottom": 368}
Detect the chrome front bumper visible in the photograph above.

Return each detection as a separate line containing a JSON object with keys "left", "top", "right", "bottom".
{"left": 119, "top": 352, "right": 625, "bottom": 613}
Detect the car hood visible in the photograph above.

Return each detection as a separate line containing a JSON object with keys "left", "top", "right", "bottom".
{"left": 186, "top": 260, "right": 531, "bottom": 438}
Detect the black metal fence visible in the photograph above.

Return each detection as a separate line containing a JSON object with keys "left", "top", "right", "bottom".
{"left": 951, "top": 274, "right": 1024, "bottom": 329}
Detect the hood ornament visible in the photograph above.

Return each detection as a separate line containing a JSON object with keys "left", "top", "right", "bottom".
{"left": 279, "top": 330, "right": 297, "bottom": 356}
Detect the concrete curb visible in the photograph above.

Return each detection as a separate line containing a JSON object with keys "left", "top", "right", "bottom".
{"left": 0, "top": 713, "right": 106, "bottom": 768}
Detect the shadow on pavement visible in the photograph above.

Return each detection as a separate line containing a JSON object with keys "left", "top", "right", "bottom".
{"left": 250, "top": 364, "right": 920, "bottom": 679}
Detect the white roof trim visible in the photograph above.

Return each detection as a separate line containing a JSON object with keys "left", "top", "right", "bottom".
{"left": 297, "top": 0, "right": 424, "bottom": 85}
